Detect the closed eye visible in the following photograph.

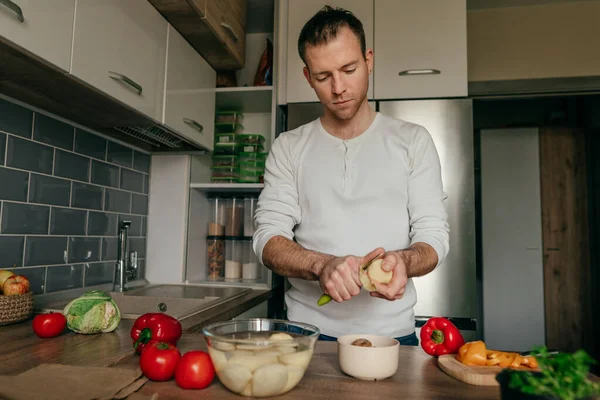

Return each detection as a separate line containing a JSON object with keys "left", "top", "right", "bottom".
{"left": 344, "top": 69, "right": 356, "bottom": 74}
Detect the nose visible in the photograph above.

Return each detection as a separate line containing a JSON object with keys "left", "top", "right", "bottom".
{"left": 331, "top": 74, "right": 346, "bottom": 96}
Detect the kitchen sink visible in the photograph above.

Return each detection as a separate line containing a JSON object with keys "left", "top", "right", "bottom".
{"left": 41, "top": 284, "right": 252, "bottom": 321}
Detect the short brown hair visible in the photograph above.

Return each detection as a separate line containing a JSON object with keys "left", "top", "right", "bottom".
{"left": 297, "top": 5, "right": 366, "bottom": 65}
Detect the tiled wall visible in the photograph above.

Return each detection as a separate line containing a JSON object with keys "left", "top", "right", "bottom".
{"left": 0, "top": 97, "right": 149, "bottom": 294}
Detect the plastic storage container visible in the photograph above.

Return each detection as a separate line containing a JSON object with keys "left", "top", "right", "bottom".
{"left": 242, "top": 239, "right": 259, "bottom": 281}
{"left": 239, "top": 143, "right": 264, "bottom": 154}
{"left": 243, "top": 197, "right": 257, "bottom": 236}
{"left": 238, "top": 169, "right": 264, "bottom": 183}
{"left": 208, "top": 197, "right": 226, "bottom": 236}
{"left": 215, "top": 110, "right": 244, "bottom": 124}
{"left": 225, "top": 238, "right": 243, "bottom": 280}
{"left": 239, "top": 152, "right": 268, "bottom": 163}
{"left": 215, "top": 123, "right": 244, "bottom": 134}
{"left": 214, "top": 133, "right": 238, "bottom": 144}
{"left": 238, "top": 134, "right": 265, "bottom": 145}
{"left": 225, "top": 198, "right": 244, "bottom": 236}
{"left": 207, "top": 236, "right": 225, "bottom": 279}
{"left": 211, "top": 166, "right": 238, "bottom": 179}
{"left": 213, "top": 142, "right": 241, "bottom": 155}
{"left": 212, "top": 155, "right": 238, "bottom": 168}
{"left": 210, "top": 177, "right": 237, "bottom": 183}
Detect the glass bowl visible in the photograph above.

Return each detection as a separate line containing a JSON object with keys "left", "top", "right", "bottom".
{"left": 202, "top": 318, "right": 320, "bottom": 397}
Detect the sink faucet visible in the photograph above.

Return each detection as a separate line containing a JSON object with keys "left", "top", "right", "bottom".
{"left": 113, "top": 220, "right": 138, "bottom": 292}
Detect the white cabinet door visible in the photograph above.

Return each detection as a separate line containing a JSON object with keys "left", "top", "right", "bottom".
{"left": 163, "top": 25, "right": 216, "bottom": 151}
{"left": 71, "top": 0, "right": 167, "bottom": 121}
{"left": 0, "top": 0, "right": 75, "bottom": 71}
{"left": 286, "top": 0, "right": 374, "bottom": 103}
{"left": 373, "top": 0, "right": 467, "bottom": 100}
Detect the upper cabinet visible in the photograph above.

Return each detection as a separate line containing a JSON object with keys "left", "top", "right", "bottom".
{"left": 285, "top": 0, "right": 374, "bottom": 104}
{"left": 70, "top": 0, "right": 167, "bottom": 122}
{"left": 0, "top": 0, "right": 75, "bottom": 72}
{"left": 163, "top": 25, "right": 216, "bottom": 151}
{"left": 149, "top": 0, "right": 247, "bottom": 71}
{"left": 373, "top": 0, "right": 467, "bottom": 100}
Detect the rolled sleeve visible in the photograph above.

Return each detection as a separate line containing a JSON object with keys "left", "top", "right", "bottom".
{"left": 253, "top": 135, "right": 301, "bottom": 264}
{"left": 407, "top": 127, "right": 450, "bottom": 267}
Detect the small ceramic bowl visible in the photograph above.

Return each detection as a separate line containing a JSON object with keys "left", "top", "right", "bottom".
{"left": 337, "top": 334, "right": 399, "bottom": 380}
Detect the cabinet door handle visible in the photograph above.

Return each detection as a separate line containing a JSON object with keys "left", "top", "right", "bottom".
{"left": 0, "top": 0, "right": 24, "bottom": 22}
{"left": 221, "top": 22, "right": 239, "bottom": 42}
{"left": 108, "top": 71, "right": 143, "bottom": 95}
{"left": 183, "top": 118, "right": 204, "bottom": 133}
{"left": 399, "top": 69, "right": 441, "bottom": 76}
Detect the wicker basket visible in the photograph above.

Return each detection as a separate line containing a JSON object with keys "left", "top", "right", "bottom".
{"left": 0, "top": 292, "right": 34, "bottom": 325}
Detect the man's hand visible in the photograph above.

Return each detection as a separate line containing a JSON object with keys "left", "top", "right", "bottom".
{"left": 318, "top": 247, "right": 384, "bottom": 303}
{"left": 371, "top": 251, "right": 409, "bottom": 301}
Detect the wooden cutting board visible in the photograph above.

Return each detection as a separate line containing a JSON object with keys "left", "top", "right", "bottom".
{"left": 437, "top": 355, "right": 502, "bottom": 386}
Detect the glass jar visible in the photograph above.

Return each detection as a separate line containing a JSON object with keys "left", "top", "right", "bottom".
{"left": 225, "top": 197, "right": 244, "bottom": 236}
{"left": 225, "top": 238, "right": 243, "bottom": 280}
{"left": 242, "top": 239, "right": 259, "bottom": 281}
{"left": 243, "top": 197, "right": 257, "bottom": 237}
{"left": 206, "top": 236, "right": 225, "bottom": 280}
{"left": 208, "top": 197, "right": 226, "bottom": 236}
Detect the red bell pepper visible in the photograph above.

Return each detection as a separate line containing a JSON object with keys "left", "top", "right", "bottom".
{"left": 420, "top": 317, "right": 465, "bottom": 356}
{"left": 131, "top": 313, "right": 182, "bottom": 354}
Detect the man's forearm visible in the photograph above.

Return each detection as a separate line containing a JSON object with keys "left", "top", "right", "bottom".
{"left": 398, "top": 242, "right": 439, "bottom": 278}
{"left": 262, "top": 236, "right": 333, "bottom": 280}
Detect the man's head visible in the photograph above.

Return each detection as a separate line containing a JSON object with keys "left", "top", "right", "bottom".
{"left": 298, "top": 6, "right": 373, "bottom": 121}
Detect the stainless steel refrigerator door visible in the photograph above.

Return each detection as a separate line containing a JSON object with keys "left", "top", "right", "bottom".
{"left": 378, "top": 99, "right": 477, "bottom": 321}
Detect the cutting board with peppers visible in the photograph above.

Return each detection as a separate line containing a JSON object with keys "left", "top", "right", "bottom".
{"left": 437, "top": 341, "right": 539, "bottom": 386}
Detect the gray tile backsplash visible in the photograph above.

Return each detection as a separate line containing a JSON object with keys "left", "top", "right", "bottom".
{"left": 33, "top": 114, "right": 74, "bottom": 150}
{"left": 29, "top": 174, "right": 71, "bottom": 206}
{"left": 55, "top": 150, "right": 90, "bottom": 182}
{"left": 0, "top": 97, "right": 149, "bottom": 293}
{"left": 0, "top": 99, "right": 32, "bottom": 139}
{"left": 0, "top": 167, "right": 28, "bottom": 202}
{"left": 7, "top": 136, "right": 54, "bottom": 174}
{"left": 91, "top": 160, "right": 119, "bottom": 188}
{"left": 50, "top": 208, "right": 87, "bottom": 235}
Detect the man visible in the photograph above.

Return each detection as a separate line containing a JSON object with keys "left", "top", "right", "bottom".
{"left": 253, "top": 6, "right": 449, "bottom": 345}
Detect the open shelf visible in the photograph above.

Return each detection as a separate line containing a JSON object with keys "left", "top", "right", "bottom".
{"left": 216, "top": 86, "right": 273, "bottom": 113}
{"left": 191, "top": 183, "right": 264, "bottom": 194}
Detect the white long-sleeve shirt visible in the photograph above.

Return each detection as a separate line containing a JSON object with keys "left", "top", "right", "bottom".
{"left": 253, "top": 112, "right": 449, "bottom": 338}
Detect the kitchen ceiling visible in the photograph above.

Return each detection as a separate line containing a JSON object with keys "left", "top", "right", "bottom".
{"left": 467, "top": 0, "right": 600, "bottom": 9}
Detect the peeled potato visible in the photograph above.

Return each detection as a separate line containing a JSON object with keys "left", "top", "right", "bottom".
{"left": 236, "top": 343, "right": 273, "bottom": 351}
{"left": 218, "top": 363, "right": 252, "bottom": 393}
{"left": 252, "top": 364, "right": 288, "bottom": 397}
{"left": 208, "top": 347, "right": 228, "bottom": 371}
{"left": 240, "top": 383, "right": 253, "bottom": 397}
{"left": 229, "top": 352, "right": 279, "bottom": 372}
{"left": 281, "top": 365, "right": 305, "bottom": 394}
{"left": 278, "top": 349, "right": 313, "bottom": 368}
{"left": 268, "top": 333, "right": 294, "bottom": 342}
{"left": 212, "top": 340, "right": 236, "bottom": 351}
{"left": 276, "top": 346, "right": 297, "bottom": 354}
{"left": 360, "top": 259, "right": 392, "bottom": 292}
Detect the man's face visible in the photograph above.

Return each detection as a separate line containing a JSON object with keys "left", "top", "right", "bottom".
{"left": 303, "top": 26, "right": 373, "bottom": 121}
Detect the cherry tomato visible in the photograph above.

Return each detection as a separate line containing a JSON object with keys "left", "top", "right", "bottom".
{"left": 175, "top": 350, "right": 215, "bottom": 390}
{"left": 139, "top": 341, "right": 181, "bottom": 381}
{"left": 32, "top": 313, "right": 67, "bottom": 338}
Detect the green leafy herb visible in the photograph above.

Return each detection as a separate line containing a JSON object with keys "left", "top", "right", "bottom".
{"left": 508, "top": 346, "right": 600, "bottom": 400}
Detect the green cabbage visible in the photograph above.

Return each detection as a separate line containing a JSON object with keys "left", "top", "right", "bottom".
{"left": 62, "top": 290, "right": 121, "bottom": 334}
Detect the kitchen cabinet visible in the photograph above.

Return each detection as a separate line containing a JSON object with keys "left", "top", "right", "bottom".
{"left": 163, "top": 25, "right": 216, "bottom": 151}
{"left": 149, "top": 0, "right": 247, "bottom": 71}
{"left": 285, "top": 0, "right": 374, "bottom": 103}
{"left": 373, "top": 0, "right": 467, "bottom": 100}
{"left": 0, "top": 0, "right": 75, "bottom": 72}
{"left": 70, "top": 0, "right": 167, "bottom": 122}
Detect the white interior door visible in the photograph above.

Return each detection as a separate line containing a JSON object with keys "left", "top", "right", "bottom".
{"left": 481, "top": 128, "right": 546, "bottom": 352}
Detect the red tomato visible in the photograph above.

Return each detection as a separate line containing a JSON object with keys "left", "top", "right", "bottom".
{"left": 140, "top": 341, "right": 181, "bottom": 381}
{"left": 32, "top": 313, "right": 67, "bottom": 338}
{"left": 175, "top": 350, "right": 215, "bottom": 390}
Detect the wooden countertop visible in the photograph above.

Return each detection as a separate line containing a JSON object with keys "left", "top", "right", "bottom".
{"left": 0, "top": 317, "right": 501, "bottom": 399}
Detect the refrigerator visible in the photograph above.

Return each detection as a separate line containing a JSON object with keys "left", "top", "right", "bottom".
{"left": 286, "top": 99, "right": 479, "bottom": 341}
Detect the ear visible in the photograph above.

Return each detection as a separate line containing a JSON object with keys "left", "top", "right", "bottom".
{"left": 365, "top": 48, "right": 374, "bottom": 75}
{"left": 303, "top": 66, "right": 315, "bottom": 89}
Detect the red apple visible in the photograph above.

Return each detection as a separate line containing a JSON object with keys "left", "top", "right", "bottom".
{"left": 3, "top": 275, "right": 30, "bottom": 296}
{"left": 0, "top": 270, "right": 15, "bottom": 293}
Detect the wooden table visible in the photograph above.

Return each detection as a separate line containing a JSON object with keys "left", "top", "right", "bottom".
{"left": 119, "top": 335, "right": 502, "bottom": 399}
{"left": 0, "top": 318, "right": 500, "bottom": 399}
